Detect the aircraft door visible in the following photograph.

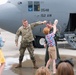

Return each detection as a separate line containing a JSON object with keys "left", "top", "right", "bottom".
{"left": 69, "top": 13, "right": 76, "bottom": 32}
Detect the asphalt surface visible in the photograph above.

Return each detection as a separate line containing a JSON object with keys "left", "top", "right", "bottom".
{"left": 0, "top": 29, "right": 76, "bottom": 75}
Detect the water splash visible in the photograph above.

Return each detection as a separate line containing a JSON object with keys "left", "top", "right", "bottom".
{"left": 4, "top": 55, "right": 30, "bottom": 70}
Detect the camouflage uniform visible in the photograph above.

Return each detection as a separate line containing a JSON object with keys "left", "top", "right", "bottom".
{"left": 15, "top": 21, "right": 44, "bottom": 67}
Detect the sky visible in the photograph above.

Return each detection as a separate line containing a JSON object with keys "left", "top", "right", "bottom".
{"left": 0, "top": 0, "right": 8, "bottom": 5}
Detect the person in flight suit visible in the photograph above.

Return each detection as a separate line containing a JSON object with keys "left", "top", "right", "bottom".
{"left": 15, "top": 19, "right": 47, "bottom": 69}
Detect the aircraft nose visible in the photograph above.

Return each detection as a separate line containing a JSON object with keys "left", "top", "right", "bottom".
{"left": 0, "top": 3, "right": 22, "bottom": 32}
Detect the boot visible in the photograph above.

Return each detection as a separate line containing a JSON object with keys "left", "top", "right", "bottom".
{"left": 15, "top": 59, "right": 22, "bottom": 68}
{"left": 33, "top": 61, "right": 38, "bottom": 69}
{"left": 15, "top": 55, "right": 24, "bottom": 68}
{"left": 15, "top": 63, "right": 22, "bottom": 68}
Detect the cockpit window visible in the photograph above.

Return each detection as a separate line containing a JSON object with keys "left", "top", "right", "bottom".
{"left": 28, "top": 1, "right": 33, "bottom": 11}
{"left": 28, "top": 1, "right": 40, "bottom": 11}
{"left": 34, "top": 1, "right": 40, "bottom": 11}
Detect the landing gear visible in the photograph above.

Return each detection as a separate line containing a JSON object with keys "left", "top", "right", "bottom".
{"left": 33, "top": 36, "right": 45, "bottom": 48}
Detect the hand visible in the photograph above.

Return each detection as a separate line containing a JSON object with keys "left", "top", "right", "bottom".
{"left": 15, "top": 41, "right": 18, "bottom": 47}
{"left": 56, "top": 28, "right": 59, "bottom": 31}
{"left": 54, "top": 19, "right": 58, "bottom": 25}
{"left": 44, "top": 44, "right": 46, "bottom": 48}
{"left": 42, "top": 20, "right": 47, "bottom": 24}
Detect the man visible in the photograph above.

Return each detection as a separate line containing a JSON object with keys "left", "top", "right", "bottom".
{"left": 15, "top": 19, "right": 47, "bottom": 69}
{"left": 44, "top": 21, "right": 60, "bottom": 67}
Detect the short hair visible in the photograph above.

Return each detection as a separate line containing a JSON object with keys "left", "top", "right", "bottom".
{"left": 35, "top": 66, "right": 51, "bottom": 75}
{"left": 56, "top": 59, "right": 74, "bottom": 69}
{"left": 46, "top": 21, "right": 51, "bottom": 24}
{"left": 22, "top": 19, "right": 27, "bottom": 22}
{"left": 56, "top": 62, "right": 74, "bottom": 75}
{"left": 43, "top": 27, "right": 50, "bottom": 35}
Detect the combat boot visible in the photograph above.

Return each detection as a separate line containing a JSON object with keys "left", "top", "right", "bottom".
{"left": 15, "top": 63, "right": 22, "bottom": 68}
{"left": 15, "top": 60, "right": 22, "bottom": 68}
{"left": 33, "top": 61, "right": 38, "bottom": 69}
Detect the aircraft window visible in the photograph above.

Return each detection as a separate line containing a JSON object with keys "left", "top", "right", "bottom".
{"left": 34, "top": 1, "right": 40, "bottom": 11}
{"left": 28, "top": 1, "right": 33, "bottom": 11}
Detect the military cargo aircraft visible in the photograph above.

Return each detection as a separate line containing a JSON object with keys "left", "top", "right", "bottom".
{"left": 0, "top": 0, "right": 76, "bottom": 48}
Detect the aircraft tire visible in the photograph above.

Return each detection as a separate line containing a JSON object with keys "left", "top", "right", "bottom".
{"left": 34, "top": 36, "right": 45, "bottom": 48}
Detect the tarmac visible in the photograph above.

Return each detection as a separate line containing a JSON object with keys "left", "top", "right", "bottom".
{"left": 0, "top": 29, "right": 76, "bottom": 75}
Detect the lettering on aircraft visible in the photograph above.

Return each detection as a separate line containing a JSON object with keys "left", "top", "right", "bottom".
{"left": 41, "top": 14, "right": 52, "bottom": 17}
{"left": 47, "top": 14, "right": 52, "bottom": 17}
{"left": 41, "top": 14, "right": 46, "bottom": 17}
{"left": 41, "top": 8, "right": 49, "bottom": 12}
